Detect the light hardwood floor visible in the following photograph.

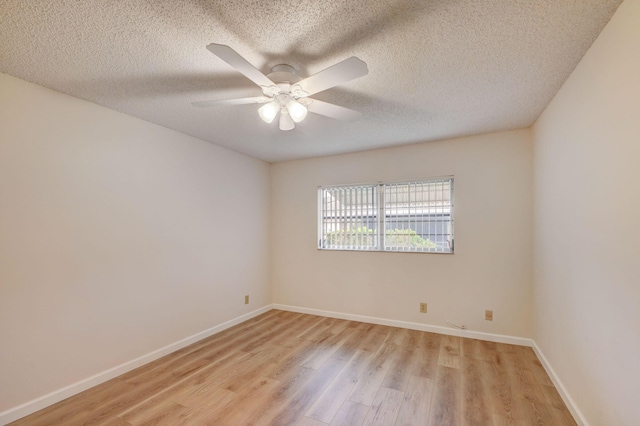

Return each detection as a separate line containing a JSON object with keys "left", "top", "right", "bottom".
{"left": 10, "top": 310, "right": 577, "bottom": 425}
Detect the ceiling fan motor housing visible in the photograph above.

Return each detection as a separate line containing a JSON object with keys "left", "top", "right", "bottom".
{"left": 267, "top": 64, "right": 302, "bottom": 85}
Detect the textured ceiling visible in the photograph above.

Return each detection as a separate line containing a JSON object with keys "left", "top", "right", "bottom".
{"left": 1, "top": 0, "right": 622, "bottom": 162}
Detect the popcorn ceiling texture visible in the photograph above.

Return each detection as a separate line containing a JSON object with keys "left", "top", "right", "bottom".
{"left": 0, "top": 0, "right": 622, "bottom": 162}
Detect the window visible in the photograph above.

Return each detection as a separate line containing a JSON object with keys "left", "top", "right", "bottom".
{"left": 318, "top": 177, "right": 454, "bottom": 253}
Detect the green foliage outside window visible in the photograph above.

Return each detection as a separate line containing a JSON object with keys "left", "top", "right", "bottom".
{"left": 324, "top": 226, "right": 436, "bottom": 248}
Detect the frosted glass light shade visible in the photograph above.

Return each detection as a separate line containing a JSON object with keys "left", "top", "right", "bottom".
{"left": 279, "top": 110, "right": 295, "bottom": 131}
{"left": 258, "top": 101, "right": 279, "bottom": 123}
{"left": 287, "top": 100, "right": 308, "bottom": 123}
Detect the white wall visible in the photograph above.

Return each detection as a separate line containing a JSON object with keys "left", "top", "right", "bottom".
{"left": 0, "top": 73, "right": 271, "bottom": 412}
{"left": 532, "top": 0, "right": 640, "bottom": 424}
{"left": 271, "top": 129, "right": 533, "bottom": 338}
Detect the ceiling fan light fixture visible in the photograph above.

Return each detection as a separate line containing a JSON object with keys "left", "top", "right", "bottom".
{"left": 258, "top": 101, "right": 279, "bottom": 123}
{"left": 279, "top": 109, "right": 295, "bottom": 131}
{"left": 194, "top": 44, "right": 368, "bottom": 132}
{"left": 287, "top": 100, "right": 308, "bottom": 123}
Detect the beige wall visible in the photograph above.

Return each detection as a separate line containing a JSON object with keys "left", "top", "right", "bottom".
{"left": 270, "top": 129, "right": 533, "bottom": 337}
{"left": 532, "top": 0, "right": 640, "bottom": 424}
{"left": 0, "top": 73, "right": 271, "bottom": 411}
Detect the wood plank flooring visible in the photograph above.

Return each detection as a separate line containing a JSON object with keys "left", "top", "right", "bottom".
{"left": 10, "top": 310, "right": 577, "bottom": 425}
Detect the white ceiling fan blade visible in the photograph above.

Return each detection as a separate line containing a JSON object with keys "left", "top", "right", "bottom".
{"left": 206, "top": 43, "right": 275, "bottom": 88}
{"left": 192, "top": 96, "right": 270, "bottom": 107}
{"left": 307, "top": 99, "right": 362, "bottom": 122}
{"left": 296, "top": 57, "right": 368, "bottom": 96}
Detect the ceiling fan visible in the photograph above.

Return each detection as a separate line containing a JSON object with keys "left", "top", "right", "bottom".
{"left": 193, "top": 44, "right": 368, "bottom": 131}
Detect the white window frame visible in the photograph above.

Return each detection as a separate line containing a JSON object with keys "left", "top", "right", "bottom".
{"left": 318, "top": 177, "right": 454, "bottom": 253}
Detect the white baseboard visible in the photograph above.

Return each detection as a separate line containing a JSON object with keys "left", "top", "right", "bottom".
{"left": 0, "top": 305, "right": 272, "bottom": 425}
{"left": 531, "top": 341, "right": 589, "bottom": 426}
{"left": 272, "top": 304, "right": 533, "bottom": 347}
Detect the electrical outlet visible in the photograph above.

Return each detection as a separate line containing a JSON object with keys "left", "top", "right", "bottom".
{"left": 420, "top": 302, "right": 427, "bottom": 313}
{"left": 245, "top": 295, "right": 249, "bottom": 304}
{"left": 485, "top": 310, "right": 493, "bottom": 321}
